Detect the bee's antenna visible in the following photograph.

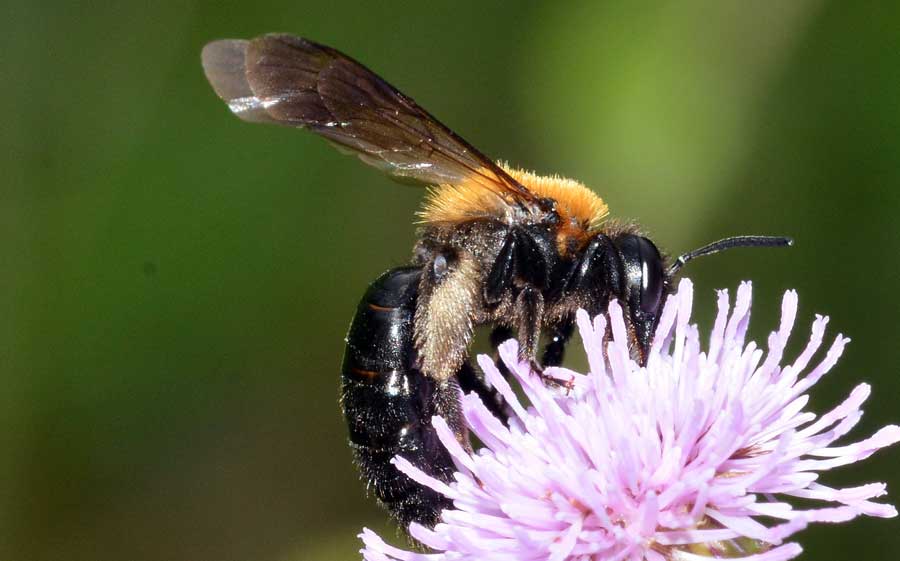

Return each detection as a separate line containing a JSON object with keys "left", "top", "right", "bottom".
{"left": 668, "top": 235, "right": 793, "bottom": 276}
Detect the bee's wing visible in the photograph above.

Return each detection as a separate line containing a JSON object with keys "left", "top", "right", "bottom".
{"left": 201, "top": 34, "right": 536, "bottom": 203}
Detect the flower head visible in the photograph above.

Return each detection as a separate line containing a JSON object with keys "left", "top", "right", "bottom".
{"left": 360, "top": 279, "right": 900, "bottom": 561}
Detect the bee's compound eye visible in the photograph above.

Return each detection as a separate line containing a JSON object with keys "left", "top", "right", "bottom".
{"left": 638, "top": 238, "right": 664, "bottom": 314}
{"left": 433, "top": 254, "right": 449, "bottom": 279}
{"left": 619, "top": 235, "right": 665, "bottom": 316}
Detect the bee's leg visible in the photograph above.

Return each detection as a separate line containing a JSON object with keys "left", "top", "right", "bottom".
{"left": 541, "top": 315, "right": 575, "bottom": 367}
{"left": 456, "top": 325, "right": 515, "bottom": 424}
{"left": 513, "top": 289, "right": 577, "bottom": 391}
{"left": 514, "top": 285, "right": 545, "bottom": 371}
{"left": 484, "top": 234, "right": 516, "bottom": 305}
{"left": 456, "top": 359, "right": 511, "bottom": 425}
{"left": 557, "top": 234, "right": 621, "bottom": 308}
{"left": 414, "top": 252, "right": 480, "bottom": 384}
{"left": 489, "top": 325, "right": 514, "bottom": 379}
{"left": 458, "top": 318, "right": 575, "bottom": 425}
{"left": 485, "top": 229, "right": 550, "bottom": 304}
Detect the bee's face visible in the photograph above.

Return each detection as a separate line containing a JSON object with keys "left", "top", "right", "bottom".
{"left": 617, "top": 235, "right": 667, "bottom": 360}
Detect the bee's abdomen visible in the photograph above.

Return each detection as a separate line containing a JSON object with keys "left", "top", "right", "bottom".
{"left": 341, "top": 266, "right": 456, "bottom": 529}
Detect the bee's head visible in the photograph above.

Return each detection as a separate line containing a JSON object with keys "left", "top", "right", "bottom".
{"left": 616, "top": 234, "right": 793, "bottom": 364}
{"left": 616, "top": 235, "right": 667, "bottom": 363}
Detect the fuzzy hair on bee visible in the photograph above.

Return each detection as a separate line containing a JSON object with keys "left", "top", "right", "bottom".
{"left": 421, "top": 164, "right": 609, "bottom": 254}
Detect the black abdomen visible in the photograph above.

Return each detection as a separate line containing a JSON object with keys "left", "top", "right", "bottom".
{"left": 341, "top": 266, "right": 459, "bottom": 528}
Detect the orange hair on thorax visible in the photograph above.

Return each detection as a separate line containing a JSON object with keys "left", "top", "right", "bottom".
{"left": 420, "top": 164, "right": 608, "bottom": 254}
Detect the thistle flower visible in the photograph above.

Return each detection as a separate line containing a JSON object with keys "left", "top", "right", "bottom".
{"left": 359, "top": 279, "right": 900, "bottom": 561}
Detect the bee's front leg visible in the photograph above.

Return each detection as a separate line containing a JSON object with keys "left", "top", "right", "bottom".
{"left": 513, "top": 289, "right": 575, "bottom": 391}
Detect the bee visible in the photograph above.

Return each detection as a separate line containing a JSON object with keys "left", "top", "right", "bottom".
{"left": 201, "top": 34, "right": 791, "bottom": 529}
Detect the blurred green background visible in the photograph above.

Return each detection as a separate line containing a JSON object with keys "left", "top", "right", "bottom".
{"left": 3, "top": 1, "right": 899, "bottom": 560}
